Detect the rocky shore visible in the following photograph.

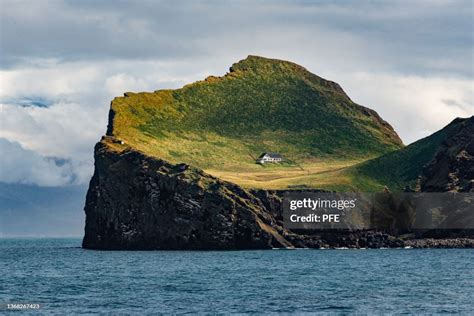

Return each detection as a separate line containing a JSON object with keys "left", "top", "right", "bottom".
{"left": 404, "top": 238, "right": 474, "bottom": 249}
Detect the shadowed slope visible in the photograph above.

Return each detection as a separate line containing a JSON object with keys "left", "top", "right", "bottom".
{"left": 350, "top": 116, "right": 474, "bottom": 191}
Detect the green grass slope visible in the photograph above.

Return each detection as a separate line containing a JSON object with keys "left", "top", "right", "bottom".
{"left": 349, "top": 117, "right": 471, "bottom": 191}
{"left": 105, "top": 55, "right": 403, "bottom": 189}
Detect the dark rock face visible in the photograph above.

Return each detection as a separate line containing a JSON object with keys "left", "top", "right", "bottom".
{"left": 83, "top": 141, "right": 294, "bottom": 250}
{"left": 412, "top": 117, "right": 474, "bottom": 241}
{"left": 421, "top": 116, "right": 474, "bottom": 192}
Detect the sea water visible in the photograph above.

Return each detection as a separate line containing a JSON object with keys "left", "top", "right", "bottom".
{"left": 1, "top": 238, "right": 473, "bottom": 314}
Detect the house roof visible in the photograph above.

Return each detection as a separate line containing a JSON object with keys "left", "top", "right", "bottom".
{"left": 258, "top": 152, "right": 282, "bottom": 159}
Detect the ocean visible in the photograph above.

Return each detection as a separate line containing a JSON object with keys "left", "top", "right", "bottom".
{"left": 1, "top": 238, "right": 473, "bottom": 314}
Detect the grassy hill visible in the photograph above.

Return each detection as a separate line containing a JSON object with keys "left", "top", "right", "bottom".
{"left": 346, "top": 117, "right": 472, "bottom": 191}
{"left": 105, "top": 55, "right": 403, "bottom": 189}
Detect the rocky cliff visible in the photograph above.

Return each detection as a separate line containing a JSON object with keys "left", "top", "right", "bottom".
{"left": 420, "top": 117, "right": 474, "bottom": 192}
{"left": 83, "top": 139, "right": 291, "bottom": 249}
{"left": 83, "top": 139, "right": 409, "bottom": 250}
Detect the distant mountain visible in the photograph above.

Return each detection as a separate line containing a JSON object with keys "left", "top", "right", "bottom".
{"left": 351, "top": 116, "right": 474, "bottom": 191}
{"left": 105, "top": 55, "right": 402, "bottom": 189}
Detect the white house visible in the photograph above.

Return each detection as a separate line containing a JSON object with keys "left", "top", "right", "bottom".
{"left": 256, "top": 152, "right": 283, "bottom": 164}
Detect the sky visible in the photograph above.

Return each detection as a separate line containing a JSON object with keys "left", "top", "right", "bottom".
{"left": 0, "top": 0, "right": 473, "bottom": 188}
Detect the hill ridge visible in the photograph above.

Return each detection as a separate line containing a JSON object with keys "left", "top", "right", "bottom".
{"left": 351, "top": 116, "right": 473, "bottom": 191}
{"left": 104, "top": 55, "right": 403, "bottom": 189}
{"left": 229, "top": 55, "right": 350, "bottom": 98}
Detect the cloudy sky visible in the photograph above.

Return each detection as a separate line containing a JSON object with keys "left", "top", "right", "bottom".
{"left": 0, "top": 0, "right": 473, "bottom": 188}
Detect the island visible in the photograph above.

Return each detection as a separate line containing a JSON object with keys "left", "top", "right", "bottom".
{"left": 82, "top": 56, "right": 474, "bottom": 250}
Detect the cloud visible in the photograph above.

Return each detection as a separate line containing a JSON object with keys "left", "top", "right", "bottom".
{"left": 0, "top": 102, "right": 106, "bottom": 159}
{"left": 0, "top": 59, "right": 212, "bottom": 187}
{"left": 331, "top": 72, "right": 473, "bottom": 144}
{"left": 0, "top": 0, "right": 204, "bottom": 67}
{"left": 0, "top": 99, "right": 102, "bottom": 186}
{"left": 1, "top": 1, "right": 471, "bottom": 77}
{"left": 0, "top": 61, "right": 102, "bottom": 100}
{"left": 0, "top": 0, "right": 472, "bottom": 186}
{"left": 0, "top": 138, "right": 88, "bottom": 186}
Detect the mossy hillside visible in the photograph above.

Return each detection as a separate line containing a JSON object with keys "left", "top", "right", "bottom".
{"left": 106, "top": 56, "right": 403, "bottom": 189}
{"left": 349, "top": 118, "right": 467, "bottom": 191}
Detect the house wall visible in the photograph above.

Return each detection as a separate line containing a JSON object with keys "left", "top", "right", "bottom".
{"left": 259, "top": 156, "right": 282, "bottom": 163}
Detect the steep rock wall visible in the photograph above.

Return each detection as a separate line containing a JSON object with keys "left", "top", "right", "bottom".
{"left": 83, "top": 140, "right": 295, "bottom": 250}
